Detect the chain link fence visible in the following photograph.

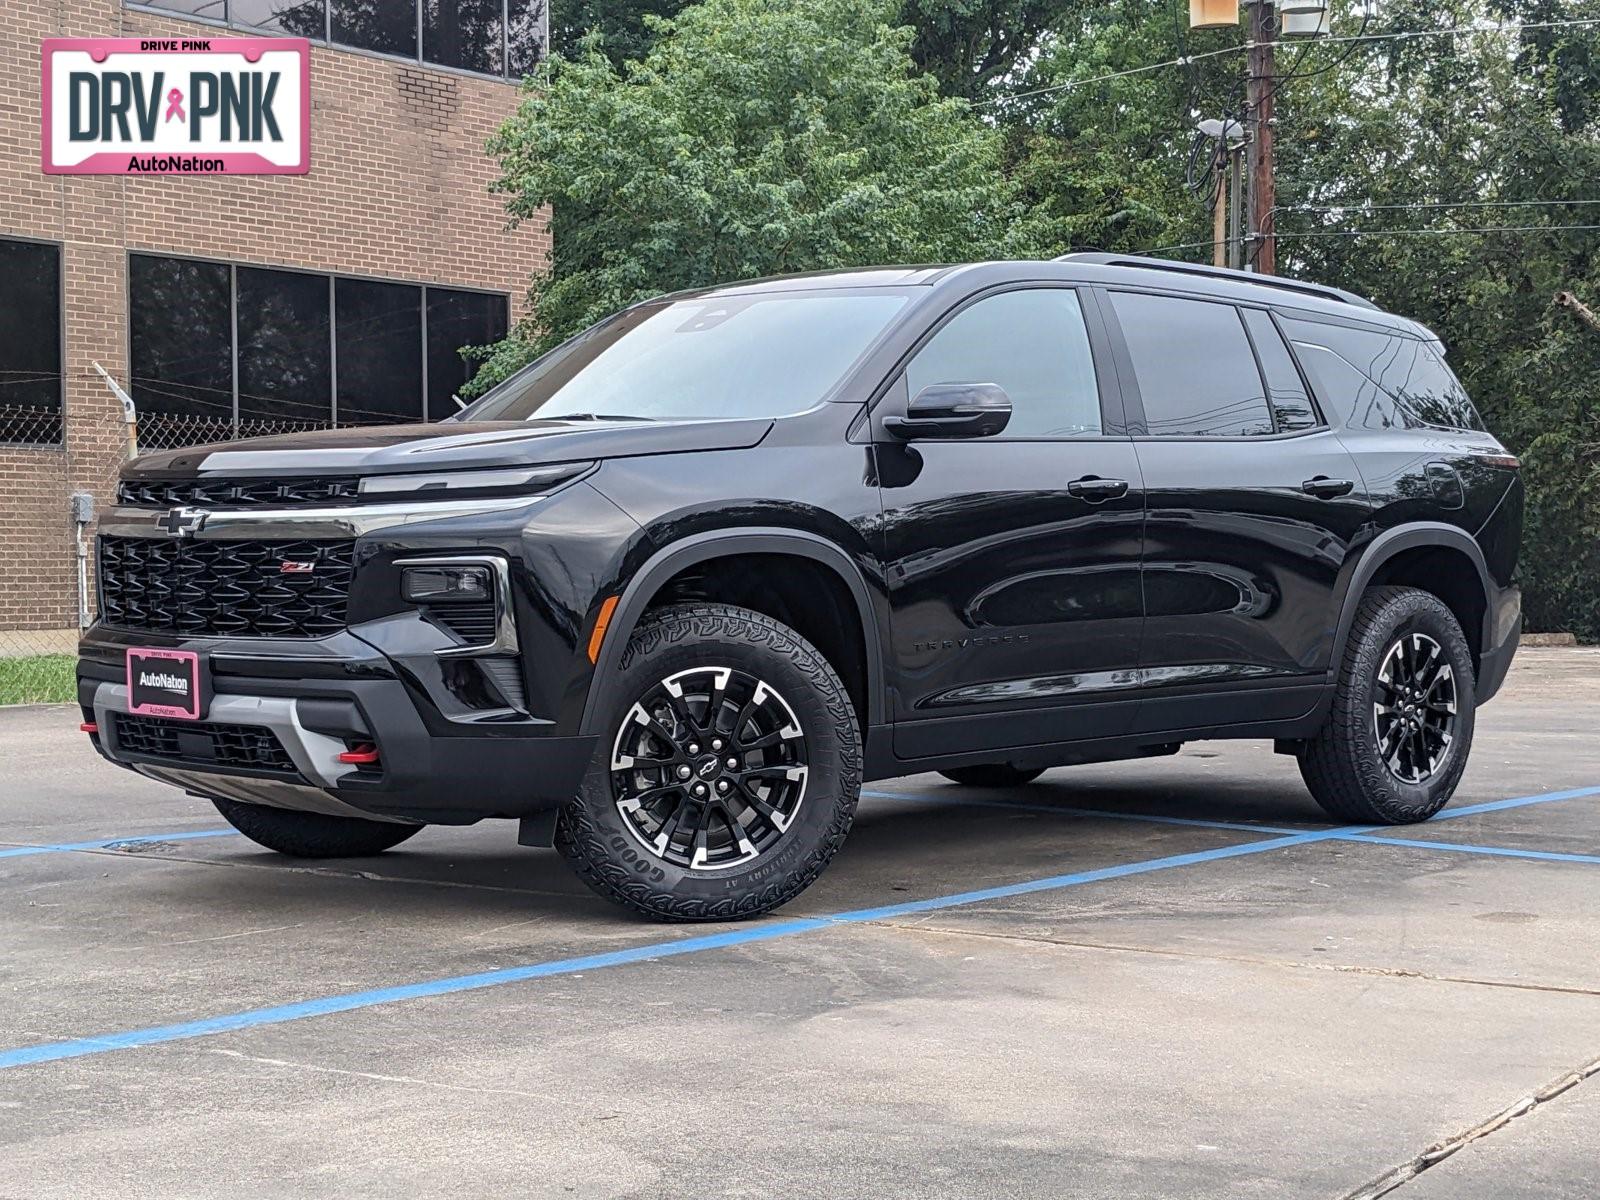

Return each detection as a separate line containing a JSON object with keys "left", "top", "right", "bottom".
{"left": 134, "top": 411, "right": 333, "bottom": 452}
{"left": 0, "top": 403, "right": 106, "bottom": 705}
{"left": 1, "top": 392, "right": 355, "bottom": 706}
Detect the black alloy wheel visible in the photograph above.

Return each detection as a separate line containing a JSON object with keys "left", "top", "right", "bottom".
{"left": 1372, "top": 631, "right": 1459, "bottom": 784}
{"left": 1298, "top": 585, "right": 1476, "bottom": 825}
{"left": 611, "top": 665, "right": 809, "bottom": 871}
{"left": 556, "top": 603, "right": 860, "bottom": 921}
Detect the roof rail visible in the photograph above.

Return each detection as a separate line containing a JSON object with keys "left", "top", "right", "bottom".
{"left": 1053, "top": 252, "right": 1379, "bottom": 310}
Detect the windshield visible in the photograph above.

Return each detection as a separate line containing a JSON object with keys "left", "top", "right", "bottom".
{"left": 462, "top": 290, "right": 911, "bottom": 423}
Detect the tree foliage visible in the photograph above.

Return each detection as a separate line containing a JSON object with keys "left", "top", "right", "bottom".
{"left": 473, "top": 0, "right": 1029, "bottom": 386}
{"left": 489, "top": 0, "right": 1600, "bottom": 636}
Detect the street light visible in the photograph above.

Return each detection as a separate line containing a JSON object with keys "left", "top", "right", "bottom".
{"left": 1281, "top": 7, "right": 1333, "bottom": 35}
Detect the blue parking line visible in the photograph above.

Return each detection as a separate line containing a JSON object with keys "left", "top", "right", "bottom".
{"left": 0, "top": 784, "right": 1594, "bottom": 1072}
{"left": 1346, "top": 835, "right": 1600, "bottom": 865}
{"left": 862, "top": 789, "right": 1307, "bottom": 836}
{"left": 0, "top": 826, "right": 1335, "bottom": 1072}
{"left": 0, "top": 830, "right": 237, "bottom": 860}
{"left": 1426, "top": 786, "right": 1600, "bottom": 821}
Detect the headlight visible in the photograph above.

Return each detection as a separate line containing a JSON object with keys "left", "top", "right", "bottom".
{"left": 359, "top": 462, "right": 592, "bottom": 499}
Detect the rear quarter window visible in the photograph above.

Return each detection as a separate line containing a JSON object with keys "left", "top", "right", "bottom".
{"left": 1279, "top": 317, "right": 1484, "bottom": 432}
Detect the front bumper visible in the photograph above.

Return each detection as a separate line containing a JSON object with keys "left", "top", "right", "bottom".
{"left": 80, "top": 648, "right": 597, "bottom": 825}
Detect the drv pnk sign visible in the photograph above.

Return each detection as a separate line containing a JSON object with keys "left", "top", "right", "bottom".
{"left": 41, "top": 38, "right": 309, "bottom": 175}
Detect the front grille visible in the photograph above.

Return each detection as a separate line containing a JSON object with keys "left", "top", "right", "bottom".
{"left": 112, "top": 713, "right": 298, "bottom": 774}
{"left": 118, "top": 477, "right": 361, "bottom": 508}
{"left": 99, "top": 537, "right": 356, "bottom": 638}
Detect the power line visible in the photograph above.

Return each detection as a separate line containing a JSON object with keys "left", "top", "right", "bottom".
{"left": 1275, "top": 199, "right": 1600, "bottom": 215}
{"left": 1142, "top": 222, "right": 1600, "bottom": 254}
{"left": 976, "top": 44, "right": 1243, "bottom": 107}
{"left": 1280, "top": 223, "right": 1600, "bottom": 239}
{"left": 975, "top": 17, "right": 1600, "bottom": 109}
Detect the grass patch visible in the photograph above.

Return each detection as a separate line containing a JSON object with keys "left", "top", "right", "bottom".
{"left": 0, "top": 654, "right": 77, "bottom": 706}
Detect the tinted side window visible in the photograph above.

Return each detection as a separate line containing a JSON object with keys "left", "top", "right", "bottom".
{"left": 905, "top": 289, "right": 1103, "bottom": 438}
{"left": 1240, "top": 308, "right": 1320, "bottom": 431}
{"left": 1110, "top": 292, "right": 1272, "bottom": 436}
{"left": 1288, "top": 342, "right": 1396, "bottom": 431}
{"left": 1399, "top": 342, "right": 1483, "bottom": 430}
{"left": 1280, "top": 318, "right": 1484, "bottom": 432}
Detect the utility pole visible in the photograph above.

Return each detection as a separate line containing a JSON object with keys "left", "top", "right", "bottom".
{"left": 1212, "top": 142, "right": 1228, "bottom": 268}
{"left": 1245, "top": 0, "right": 1276, "bottom": 275}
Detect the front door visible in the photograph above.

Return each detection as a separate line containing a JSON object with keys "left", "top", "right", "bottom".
{"left": 873, "top": 286, "right": 1147, "bottom": 760}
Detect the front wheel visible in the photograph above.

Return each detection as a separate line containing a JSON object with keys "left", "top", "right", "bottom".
{"left": 211, "top": 798, "right": 423, "bottom": 857}
{"left": 555, "top": 603, "right": 861, "bottom": 922}
{"left": 1299, "top": 586, "right": 1476, "bottom": 824}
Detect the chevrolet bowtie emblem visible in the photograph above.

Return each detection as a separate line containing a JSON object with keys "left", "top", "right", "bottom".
{"left": 156, "top": 506, "right": 208, "bottom": 538}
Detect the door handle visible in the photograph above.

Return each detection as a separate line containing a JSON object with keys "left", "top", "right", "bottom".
{"left": 1301, "top": 476, "right": 1355, "bottom": 499}
{"left": 1067, "top": 476, "right": 1130, "bottom": 502}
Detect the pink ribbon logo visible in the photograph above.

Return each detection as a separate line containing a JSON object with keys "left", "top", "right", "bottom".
{"left": 164, "top": 88, "right": 185, "bottom": 124}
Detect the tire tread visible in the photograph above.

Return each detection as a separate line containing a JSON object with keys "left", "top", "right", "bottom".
{"left": 1299, "top": 585, "right": 1474, "bottom": 824}
{"left": 555, "top": 602, "right": 860, "bottom": 922}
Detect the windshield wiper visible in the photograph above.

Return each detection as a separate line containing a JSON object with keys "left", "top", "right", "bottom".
{"left": 541, "top": 412, "right": 655, "bottom": 422}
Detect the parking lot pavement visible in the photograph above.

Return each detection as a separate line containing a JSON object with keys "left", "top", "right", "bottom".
{"left": 1, "top": 647, "right": 1598, "bottom": 1198}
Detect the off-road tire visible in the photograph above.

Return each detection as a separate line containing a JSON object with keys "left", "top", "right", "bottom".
{"left": 555, "top": 603, "right": 861, "bottom": 922}
{"left": 1299, "top": 585, "right": 1476, "bottom": 824}
{"left": 938, "top": 764, "right": 1046, "bottom": 788}
{"left": 210, "top": 798, "right": 423, "bottom": 857}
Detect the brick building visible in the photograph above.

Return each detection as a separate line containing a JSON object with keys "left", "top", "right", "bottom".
{"left": 1, "top": 0, "right": 550, "bottom": 646}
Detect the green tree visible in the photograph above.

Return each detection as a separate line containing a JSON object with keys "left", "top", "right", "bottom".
{"left": 473, "top": 0, "right": 1031, "bottom": 387}
{"left": 1267, "top": 0, "right": 1600, "bottom": 637}
{"left": 552, "top": 0, "right": 1089, "bottom": 97}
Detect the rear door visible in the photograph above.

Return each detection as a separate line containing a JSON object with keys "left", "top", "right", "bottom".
{"left": 874, "top": 285, "right": 1147, "bottom": 759}
{"left": 1100, "top": 290, "right": 1371, "bottom": 732}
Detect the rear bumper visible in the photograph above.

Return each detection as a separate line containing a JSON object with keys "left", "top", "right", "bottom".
{"left": 79, "top": 659, "right": 596, "bottom": 826}
{"left": 1476, "top": 608, "right": 1521, "bottom": 706}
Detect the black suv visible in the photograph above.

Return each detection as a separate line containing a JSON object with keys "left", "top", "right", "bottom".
{"left": 79, "top": 255, "right": 1523, "bottom": 921}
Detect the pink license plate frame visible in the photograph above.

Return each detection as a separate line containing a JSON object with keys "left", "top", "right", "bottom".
{"left": 125, "top": 648, "right": 206, "bottom": 720}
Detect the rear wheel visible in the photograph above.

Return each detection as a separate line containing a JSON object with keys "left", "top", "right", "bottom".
{"left": 1299, "top": 586, "right": 1476, "bottom": 824}
{"left": 210, "top": 798, "right": 423, "bottom": 857}
{"left": 938, "top": 764, "right": 1046, "bottom": 788}
{"left": 556, "top": 603, "right": 861, "bottom": 922}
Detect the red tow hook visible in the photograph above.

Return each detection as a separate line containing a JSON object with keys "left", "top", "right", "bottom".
{"left": 337, "top": 743, "right": 380, "bottom": 766}
{"left": 80, "top": 722, "right": 99, "bottom": 735}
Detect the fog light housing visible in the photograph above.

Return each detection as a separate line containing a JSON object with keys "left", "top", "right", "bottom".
{"left": 401, "top": 564, "right": 493, "bottom": 604}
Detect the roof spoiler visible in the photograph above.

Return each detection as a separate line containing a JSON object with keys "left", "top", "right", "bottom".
{"left": 1053, "top": 252, "right": 1380, "bottom": 311}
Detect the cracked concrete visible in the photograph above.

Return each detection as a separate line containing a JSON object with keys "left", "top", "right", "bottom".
{"left": 1, "top": 647, "right": 1597, "bottom": 1197}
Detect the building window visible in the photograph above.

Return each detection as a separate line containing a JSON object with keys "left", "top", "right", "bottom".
{"left": 129, "top": 1, "right": 547, "bottom": 81}
{"left": 426, "top": 287, "right": 509, "bottom": 420}
{"left": 0, "top": 239, "right": 64, "bottom": 447}
{"left": 129, "top": 253, "right": 508, "bottom": 447}
{"left": 337, "top": 278, "right": 423, "bottom": 425}
{"left": 128, "top": 255, "right": 234, "bottom": 430}
{"left": 237, "top": 266, "right": 334, "bottom": 433}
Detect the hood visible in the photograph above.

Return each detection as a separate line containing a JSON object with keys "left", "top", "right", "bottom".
{"left": 125, "top": 416, "right": 775, "bottom": 479}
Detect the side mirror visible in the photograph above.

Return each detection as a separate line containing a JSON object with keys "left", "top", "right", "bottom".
{"left": 883, "top": 382, "right": 1012, "bottom": 441}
